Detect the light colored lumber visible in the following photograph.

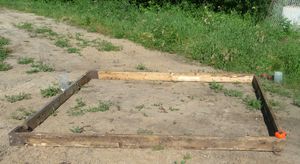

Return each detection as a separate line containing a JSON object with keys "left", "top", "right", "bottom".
{"left": 98, "top": 71, "right": 253, "bottom": 83}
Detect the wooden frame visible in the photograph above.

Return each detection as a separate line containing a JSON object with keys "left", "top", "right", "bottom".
{"left": 9, "top": 70, "right": 286, "bottom": 152}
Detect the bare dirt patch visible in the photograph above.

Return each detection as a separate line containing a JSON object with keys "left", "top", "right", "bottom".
{"left": 0, "top": 8, "right": 300, "bottom": 164}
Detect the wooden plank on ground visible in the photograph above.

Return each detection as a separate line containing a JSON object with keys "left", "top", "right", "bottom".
{"left": 98, "top": 71, "right": 253, "bottom": 83}
{"left": 24, "top": 72, "right": 92, "bottom": 131}
{"left": 10, "top": 132, "right": 284, "bottom": 152}
{"left": 252, "top": 76, "right": 279, "bottom": 136}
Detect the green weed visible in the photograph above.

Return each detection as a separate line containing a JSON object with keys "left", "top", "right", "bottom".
{"left": 40, "top": 85, "right": 61, "bottom": 98}
{"left": 67, "top": 98, "right": 87, "bottom": 116}
{"left": 5, "top": 93, "right": 31, "bottom": 103}
{"left": 15, "top": 22, "right": 34, "bottom": 32}
{"left": 94, "top": 39, "right": 121, "bottom": 51}
{"left": 67, "top": 47, "right": 80, "bottom": 54}
{"left": 209, "top": 82, "right": 224, "bottom": 93}
{"left": 224, "top": 89, "right": 243, "bottom": 98}
{"left": 18, "top": 57, "right": 34, "bottom": 64}
{"left": 26, "top": 61, "right": 54, "bottom": 74}
{"left": 11, "top": 107, "right": 35, "bottom": 120}
{"left": 169, "top": 107, "right": 180, "bottom": 111}
{"left": 293, "top": 95, "right": 300, "bottom": 107}
{"left": 86, "top": 101, "right": 112, "bottom": 112}
{"left": 135, "top": 104, "right": 145, "bottom": 111}
{"left": 70, "top": 126, "right": 84, "bottom": 133}
{"left": 0, "top": 36, "right": 9, "bottom": 46}
{"left": 136, "top": 63, "right": 147, "bottom": 71}
{"left": 0, "top": 62, "right": 12, "bottom": 71}
{"left": 55, "top": 38, "right": 70, "bottom": 48}
{"left": 68, "top": 99, "right": 112, "bottom": 116}
{"left": 35, "top": 26, "right": 58, "bottom": 36}
{"left": 137, "top": 128, "right": 153, "bottom": 135}
{"left": 243, "top": 96, "right": 261, "bottom": 110}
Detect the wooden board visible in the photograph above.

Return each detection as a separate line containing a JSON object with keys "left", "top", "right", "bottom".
{"left": 98, "top": 71, "right": 253, "bottom": 83}
{"left": 252, "top": 76, "right": 279, "bottom": 136}
{"left": 9, "top": 131, "right": 284, "bottom": 152}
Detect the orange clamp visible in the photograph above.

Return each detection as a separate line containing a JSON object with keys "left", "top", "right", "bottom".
{"left": 275, "top": 130, "right": 287, "bottom": 139}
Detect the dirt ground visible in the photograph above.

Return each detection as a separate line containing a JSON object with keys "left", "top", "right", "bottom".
{"left": 0, "top": 8, "right": 300, "bottom": 164}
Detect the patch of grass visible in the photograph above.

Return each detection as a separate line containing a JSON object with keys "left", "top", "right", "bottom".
{"left": 26, "top": 61, "right": 54, "bottom": 74}
{"left": 136, "top": 63, "right": 147, "bottom": 71}
{"left": 0, "top": 47, "right": 9, "bottom": 61}
{"left": 68, "top": 99, "right": 112, "bottom": 116}
{"left": 261, "top": 79, "right": 293, "bottom": 98}
{"left": 243, "top": 96, "right": 261, "bottom": 110}
{"left": 11, "top": 107, "right": 35, "bottom": 120}
{"left": 0, "top": 62, "right": 12, "bottom": 71}
{"left": 55, "top": 38, "right": 70, "bottom": 48}
{"left": 67, "top": 47, "right": 80, "bottom": 54}
{"left": 70, "top": 126, "right": 84, "bottom": 133}
{"left": 67, "top": 98, "right": 87, "bottom": 116}
{"left": 2, "top": 0, "right": 300, "bottom": 93}
{"left": 224, "top": 89, "right": 243, "bottom": 98}
{"left": 152, "top": 144, "right": 164, "bottom": 151}
{"left": 209, "top": 82, "right": 224, "bottom": 93}
{"left": 15, "top": 22, "right": 34, "bottom": 32}
{"left": 137, "top": 128, "right": 153, "bottom": 135}
{"left": 94, "top": 39, "right": 121, "bottom": 51}
{"left": 169, "top": 107, "right": 180, "bottom": 111}
{"left": 135, "top": 104, "right": 145, "bottom": 111}
{"left": 86, "top": 101, "right": 112, "bottom": 112}
{"left": 293, "top": 95, "right": 300, "bottom": 107}
{"left": 0, "top": 36, "right": 9, "bottom": 46}
{"left": 5, "top": 93, "right": 31, "bottom": 103}
{"left": 40, "top": 85, "right": 61, "bottom": 98}
{"left": 18, "top": 57, "right": 34, "bottom": 64}
{"left": 35, "top": 26, "right": 58, "bottom": 37}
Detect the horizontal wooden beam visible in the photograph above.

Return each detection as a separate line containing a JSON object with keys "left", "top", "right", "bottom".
{"left": 9, "top": 131, "right": 284, "bottom": 152}
{"left": 98, "top": 71, "right": 253, "bottom": 83}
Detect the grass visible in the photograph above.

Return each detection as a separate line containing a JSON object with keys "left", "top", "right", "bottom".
{"left": 93, "top": 39, "right": 121, "bottom": 51}
{"left": 86, "top": 101, "right": 112, "bottom": 112}
{"left": 209, "top": 82, "right": 224, "bottom": 93}
{"left": 223, "top": 89, "right": 243, "bottom": 98}
{"left": 26, "top": 61, "right": 54, "bottom": 74}
{"left": 67, "top": 47, "right": 80, "bottom": 54}
{"left": 68, "top": 99, "right": 112, "bottom": 116}
{"left": 0, "top": 62, "right": 12, "bottom": 71}
{"left": 136, "top": 63, "right": 147, "bottom": 71}
{"left": 243, "top": 96, "right": 262, "bottom": 110}
{"left": 35, "top": 26, "right": 58, "bottom": 37}
{"left": 18, "top": 57, "right": 34, "bottom": 64}
{"left": 15, "top": 22, "right": 34, "bottom": 32}
{"left": 135, "top": 104, "right": 145, "bottom": 111}
{"left": 169, "top": 107, "right": 180, "bottom": 111}
{"left": 11, "top": 107, "right": 35, "bottom": 120}
{"left": 0, "top": 36, "right": 12, "bottom": 71}
{"left": 137, "top": 128, "right": 153, "bottom": 135}
{"left": 0, "top": 0, "right": 299, "bottom": 93}
{"left": 55, "top": 38, "right": 70, "bottom": 48}
{"left": 40, "top": 85, "right": 61, "bottom": 98}
{"left": 294, "top": 96, "right": 300, "bottom": 107}
{"left": 0, "top": 36, "right": 9, "bottom": 46}
{"left": 70, "top": 126, "right": 84, "bottom": 133}
{"left": 5, "top": 92, "right": 31, "bottom": 103}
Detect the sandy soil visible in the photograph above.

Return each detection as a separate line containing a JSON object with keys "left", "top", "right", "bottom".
{"left": 0, "top": 8, "right": 299, "bottom": 164}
